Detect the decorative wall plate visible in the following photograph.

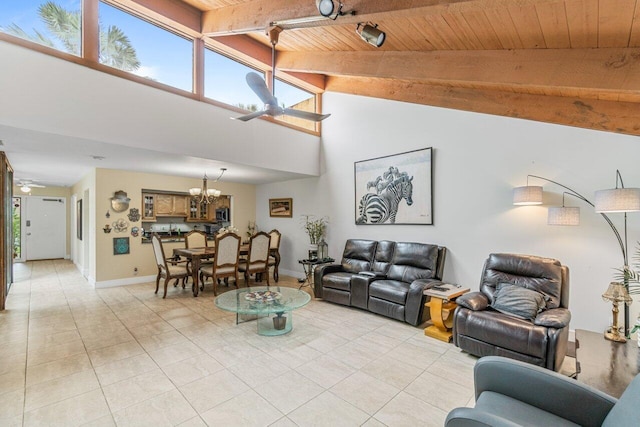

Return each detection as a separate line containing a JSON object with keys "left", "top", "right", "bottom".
{"left": 112, "top": 218, "right": 129, "bottom": 233}
{"left": 110, "top": 190, "right": 131, "bottom": 212}
{"left": 127, "top": 208, "right": 140, "bottom": 222}
{"left": 130, "top": 226, "right": 139, "bottom": 237}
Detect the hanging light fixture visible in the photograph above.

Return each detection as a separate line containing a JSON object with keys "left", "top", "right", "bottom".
{"left": 548, "top": 193, "right": 580, "bottom": 226}
{"left": 20, "top": 185, "right": 31, "bottom": 193}
{"left": 513, "top": 175, "right": 543, "bottom": 205}
{"left": 356, "top": 22, "right": 386, "bottom": 47}
{"left": 189, "top": 168, "right": 226, "bottom": 205}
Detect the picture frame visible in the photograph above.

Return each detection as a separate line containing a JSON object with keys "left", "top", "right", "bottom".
{"left": 76, "top": 199, "right": 82, "bottom": 240}
{"left": 354, "top": 147, "right": 433, "bottom": 225}
{"left": 113, "top": 237, "right": 130, "bottom": 255}
{"left": 269, "top": 198, "right": 293, "bottom": 218}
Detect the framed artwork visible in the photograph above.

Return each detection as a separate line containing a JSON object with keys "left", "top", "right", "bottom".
{"left": 269, "top": 198, "right": 293, "bottom": 217}
{"left": 354, "top": 147, "right": 433, "bottom": 225}
{"left": 113, "top": 237, "right": 130, "bottom": 255}
{"left": 76, "top": 199, "right": 82, "bottom": 240}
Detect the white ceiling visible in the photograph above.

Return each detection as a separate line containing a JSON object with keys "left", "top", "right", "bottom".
{"left": 2, "top": 124, "right": 310, "bottom": 188}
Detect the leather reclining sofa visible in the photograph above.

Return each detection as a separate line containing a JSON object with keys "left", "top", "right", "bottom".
{"left": 314, "top": 239, "right": 447, "bottom": 326}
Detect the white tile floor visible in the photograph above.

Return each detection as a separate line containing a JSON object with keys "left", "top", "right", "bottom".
{"left": 1, "top": 260, "right": 479, "bottom": 426}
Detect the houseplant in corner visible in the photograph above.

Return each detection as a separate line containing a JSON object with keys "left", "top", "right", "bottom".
{"left": 301, "top": 215, "right": 327, "bottom": 260}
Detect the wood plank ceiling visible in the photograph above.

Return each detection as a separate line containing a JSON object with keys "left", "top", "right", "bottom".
{"left": 161, "top": 0, "right": 640, "bottom": 135}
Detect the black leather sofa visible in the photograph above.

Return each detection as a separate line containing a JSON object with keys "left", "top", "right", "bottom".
{"left": 453, "top": 253, "right": 571, "bottom": 371}
{"left": 314, "top": 239, "right": 447, "bottom": 325}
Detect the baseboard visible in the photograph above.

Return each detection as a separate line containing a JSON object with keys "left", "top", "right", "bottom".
{"left": 95, "top": 275, "right": 155, "bottom": 289}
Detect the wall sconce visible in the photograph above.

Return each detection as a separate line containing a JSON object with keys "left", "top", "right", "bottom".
{"left": 356, "top": 22, "right": 386, "bottom": 47}
{"left": 548, "top": 193, "right": 580, "bottom": 226}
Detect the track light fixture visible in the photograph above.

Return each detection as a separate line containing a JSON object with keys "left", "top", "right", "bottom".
{"left": 356, "top": 22, "right": 386, "bottom": 47}
{"left": 316, "top": 0, "right": 344, "bottom": 19}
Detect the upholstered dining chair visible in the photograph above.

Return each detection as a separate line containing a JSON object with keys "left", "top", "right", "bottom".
{"left": 185, "top": 230, "right": 208, "bottom": 248}
{"left": 200, "top": 232, "right": 241, "bottom": 295}
{"left": 238, "top": 231, "right": 271, "bottom": 286}
{"left": 184, "top": 230, "right": 211, "bottom": 276}
{"left": 151, "top": 233, "right": 189, "bottom": 298}
{"left": 267, "top": 229, "right": 281, "bottom": 282}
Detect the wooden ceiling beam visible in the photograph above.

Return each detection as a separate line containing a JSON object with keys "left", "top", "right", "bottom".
{"left": 326, "top": 76, "right": 640, "bottom": 136}
{"left": 208, "top": 35, "right": 326, "bottom": 91}
{"left": 278, "top": 48, "right": 640, "bottom": 101}
{"left": 201, "top": 0, "right": 561, "bottom": 36}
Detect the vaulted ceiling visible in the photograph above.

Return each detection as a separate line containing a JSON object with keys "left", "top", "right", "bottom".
{"left": 143, "top": 0, "right": 640, "bottom": 136}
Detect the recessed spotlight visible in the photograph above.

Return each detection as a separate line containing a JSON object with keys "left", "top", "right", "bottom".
{"left": 91, "top": 155, "right": 106, "bottom": 160}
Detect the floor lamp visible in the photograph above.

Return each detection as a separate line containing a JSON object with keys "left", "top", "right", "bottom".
{"left": 513, "top": 171, "right": 640, "bottom": 336}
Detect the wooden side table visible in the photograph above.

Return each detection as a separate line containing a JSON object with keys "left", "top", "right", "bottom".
{"left": 423, "top": 284, "right": 469, "bottom": 342}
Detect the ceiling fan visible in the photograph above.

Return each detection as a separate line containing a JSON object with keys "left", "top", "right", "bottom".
{"left": 234, "top": 27, "right": 331, "bottom": 123}
{"left": 16, "top": 180, "right": 46, "bottom": 193}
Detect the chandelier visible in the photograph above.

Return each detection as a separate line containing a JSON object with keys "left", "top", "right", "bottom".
{"left": 189, "top": 168, "right": 226, "bottom": 205}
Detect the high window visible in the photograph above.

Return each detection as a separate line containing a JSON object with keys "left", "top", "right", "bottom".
{"left": 0, "top": 0, "right": 82, "bottom": 56}
{"left": 204, "top": 48, "right": 265, "bottom": 111}
{"left": 274, "top": 78, "right": 317, "bottom": 131}
{"left": 98, "top": 2, "right": 193, "bottom": 92}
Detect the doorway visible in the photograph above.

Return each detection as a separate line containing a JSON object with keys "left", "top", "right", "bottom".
{"left": 23, "top": 196, "right": 66, "bottom": 260}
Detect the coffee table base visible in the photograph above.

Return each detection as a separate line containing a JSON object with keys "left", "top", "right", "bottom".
{"left": 257, "top": 311, "right": 293, "bottom": 336}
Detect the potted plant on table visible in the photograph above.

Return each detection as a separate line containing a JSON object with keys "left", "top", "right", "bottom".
{"left": 301, "top": 215, "right": 327, "bottom": 260}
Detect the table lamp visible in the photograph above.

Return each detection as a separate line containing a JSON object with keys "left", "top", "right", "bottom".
{"left": 602, "top": 282, "right": 633, "bottom": 343}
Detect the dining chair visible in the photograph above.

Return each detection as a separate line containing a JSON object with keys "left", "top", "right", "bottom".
{"left": 200, "top": 232, "right": 241, "bottom": 295}
{"left": 239, "top": 231, "right": 271, "bottom": 286}
{"left": 267, "top": 229, "right": 281, "bottom": 282}
{"left": 185, "top": 230, "right": 208, "bottom": 248}
{"left": 151, "top": 233, "right": 189, "bottom": 298}
{"left": 184, "top": 230, "right": 212, "bottom": 276}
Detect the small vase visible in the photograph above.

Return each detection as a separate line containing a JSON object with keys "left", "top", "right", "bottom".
{"left": 308, "top": 244, "right": 318, "bottom": 261}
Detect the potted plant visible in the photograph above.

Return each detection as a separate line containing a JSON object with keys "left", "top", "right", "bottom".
{"left": 301, "top": 215, "right": 327, "bottom": 259}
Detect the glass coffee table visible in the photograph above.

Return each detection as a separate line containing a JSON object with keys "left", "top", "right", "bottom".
{"left": 214, "top": 286, "right": 311, "bottom": 336}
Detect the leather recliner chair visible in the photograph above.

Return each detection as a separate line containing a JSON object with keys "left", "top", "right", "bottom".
{"left": 453, "top": 253, "right": 570, "bottom": 371}
{"left": 446, "top": 356, "right": 640, "bottom": 427}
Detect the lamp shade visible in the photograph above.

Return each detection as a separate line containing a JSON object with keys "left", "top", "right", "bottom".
{"left": 547, "top": 206, "right": 580, "bottom": 226}
{"left": 513, "top": 186, "right": 543, "bottom": 205}
{"left": 594, "top": 188, "right": 640, "bottom": 213}
{"left": 189, "top": 188, "right": 201, "bottom": 196}
{"left": 602, "top": 282, "right": 633, "bottom": 305}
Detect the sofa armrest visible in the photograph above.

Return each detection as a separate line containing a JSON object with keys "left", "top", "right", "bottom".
{"left": 404, "top": 279, "right": 441, "bottom": 326}
{"left": 313, "top": 264, "right": 344, "bottom": 298}
{"left": 473, "top": 356, "right": 616, "bottom": 426}
{"left": 445, "top": 407, "right": 522, "bottom": 427}
{"left": 534, "top": 308, "right": 571, "bottom": 328}
{"left": 456, "top": 291, "right": 489, "bottom": 311}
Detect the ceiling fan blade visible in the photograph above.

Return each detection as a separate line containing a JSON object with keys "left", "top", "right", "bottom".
{"left": 283, "top": 108, "right": 331, "bottom": 122}
{"left": 246, "top": 72, "right": 277, "bottom": 106}
{"left": 233, "top": 110, "right": 269, "bottom": 122}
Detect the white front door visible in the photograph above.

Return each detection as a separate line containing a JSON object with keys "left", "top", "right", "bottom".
{"left": 24, "top": 196, "right": 66, "bottom": 260}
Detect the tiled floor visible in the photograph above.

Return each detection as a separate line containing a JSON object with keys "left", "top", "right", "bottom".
{"left": 1, "top": 260, "right": 479, "bottom": 426}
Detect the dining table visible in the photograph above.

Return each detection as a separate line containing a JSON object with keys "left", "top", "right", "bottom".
{"left": 173, "top": 244, "right": 249, "bottom": 297}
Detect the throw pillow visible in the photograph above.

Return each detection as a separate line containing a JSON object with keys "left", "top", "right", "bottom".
{"left": 491, "top": 283, "right": 546, "bottom": 321}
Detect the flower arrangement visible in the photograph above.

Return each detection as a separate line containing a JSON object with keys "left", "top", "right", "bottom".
{"left": 247, "top": 221, "right": 257, "bottom": 238}
{"left": 218, "top": 226, "right": 239, "bottom": 235}
{"left": 301, "top": 215, "right": 328, "bottom": 245}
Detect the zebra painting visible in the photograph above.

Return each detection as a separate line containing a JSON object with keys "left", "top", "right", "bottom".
{"left": 356, "top": 170, "right": 414, "bottom": 224}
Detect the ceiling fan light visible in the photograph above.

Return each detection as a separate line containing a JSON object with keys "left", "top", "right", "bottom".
{"left": 21, "top": 185, "right": 31, "bottom": 193}
{"left": 316, "top": 0, "right": 335, "bottom": 17}
{"left": 356, "top": 23, "right": 386, "bottom": 47}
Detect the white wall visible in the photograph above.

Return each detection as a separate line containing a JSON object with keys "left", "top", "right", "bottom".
{"left": 257, "top": 92, "right": 640, "bottom": 334}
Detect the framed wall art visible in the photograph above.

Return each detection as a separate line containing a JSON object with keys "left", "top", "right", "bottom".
{"left": 354, "top": 147, "right": 433, "bottom": 225}
{"left": 269, "top": 198, "right": 293, "bottom": 218}
{"left": 113, "top": 237, "right": 130, "bottom": 255}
